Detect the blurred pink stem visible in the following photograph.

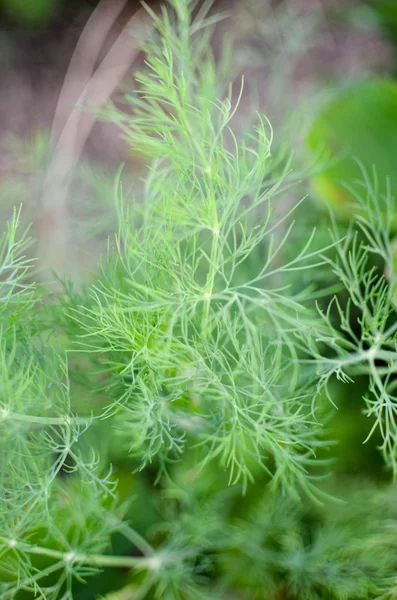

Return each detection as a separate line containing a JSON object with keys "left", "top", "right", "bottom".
{"left": 40, "top": 1, "right": 153, "bottom": 274}
{"left": 51, "top": 0, "right": 128, "bottom": 139}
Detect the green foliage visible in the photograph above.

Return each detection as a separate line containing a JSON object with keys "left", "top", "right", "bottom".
{"left": 0, "top": 207, "right": 35, "bottom": 318}
{"left": 299, "top": 170, "right": 397, "bottom": 475}
{"left": 2, "top": 1, "right": 397, "bottom": 599}
{"left": 73, "top": 0, "right": 336, "bottom": 498}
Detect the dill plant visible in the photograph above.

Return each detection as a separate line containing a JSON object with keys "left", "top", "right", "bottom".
{"left": 2, "top": 1, "right": 397, "bottom": 599}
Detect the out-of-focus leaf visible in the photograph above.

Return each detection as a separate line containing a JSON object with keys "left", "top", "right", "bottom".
{"left": 307, "top": 79, "right": 397, "bottom": 221}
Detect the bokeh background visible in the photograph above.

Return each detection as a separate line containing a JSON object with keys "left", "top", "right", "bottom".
{"left": 0, "top": 0, "right": 396, "bottom": 275}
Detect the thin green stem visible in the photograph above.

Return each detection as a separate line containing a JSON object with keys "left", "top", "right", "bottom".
{"left": 321, "top": 347, "right": 397, "bottom": 369}
{"left": 202, "top": 222, "right": 220, "bottom": 335}
{"left": 105, "top": 513, "right": 155, "bottom": 556}
{"left": 383, "top": 319, "right": 397, "bottom": 340}
{"left": 0, "top": 408, "right": 90, "bottom": 427}
{"left": 6, "top": 541, "right": 159, "bottom": 570}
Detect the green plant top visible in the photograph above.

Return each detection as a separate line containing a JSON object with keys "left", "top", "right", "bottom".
{"left": 2, "top": 2, "right": 397, "bottom": 599}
